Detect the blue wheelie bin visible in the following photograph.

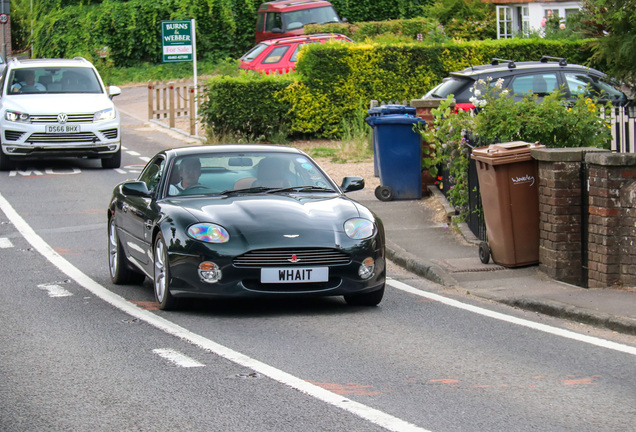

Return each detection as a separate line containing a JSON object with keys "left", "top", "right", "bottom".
{"left": 367, "top": 105, "right": 417, "bottom": 177}
{"left": 365, "top": 109, "right": 425, "bottom": 201}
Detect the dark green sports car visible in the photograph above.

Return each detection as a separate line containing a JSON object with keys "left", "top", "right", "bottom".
{"left": 107, "top": 145, "right": 386, "bottom": 310}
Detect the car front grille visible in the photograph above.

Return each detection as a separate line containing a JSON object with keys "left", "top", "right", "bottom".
{"left": 5, "top": 130, "right": 25, "bottom": 141}
{"left": 31, "top": 114, "right": 95, "bottom": 124}
{"left": 100, "top": 128, "right": 118, "bottom": 139}
{"left": 26, "top": 132, "right": 99, "bottom": 143}
{"left": 233, "top": 248, "right": 350, "bottom": 267}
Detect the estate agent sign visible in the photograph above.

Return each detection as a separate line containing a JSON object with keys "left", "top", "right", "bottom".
{"left": 161, "top": 20, "right": 193, "bottom": 63}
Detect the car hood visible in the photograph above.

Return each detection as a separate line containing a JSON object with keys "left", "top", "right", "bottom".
{"left": 3, "top": 93, "right": 115, "bottom": 114}
{"left": 173, "top": 194, "right": 368, "bottom": 247}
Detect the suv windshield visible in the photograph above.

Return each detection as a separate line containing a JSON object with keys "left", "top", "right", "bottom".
{"left": 282, "top": 6, "right": 340, "bottom": 29}
{"left": 8, "top": 67, "right": 103, "bottom": 95}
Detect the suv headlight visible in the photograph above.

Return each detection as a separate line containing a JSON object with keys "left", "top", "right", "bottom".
{"left": 94, "top": 107, "right": 115, "bottom": 122}
{"left": 6, "top": 110, "right": 30, "bottom": 123}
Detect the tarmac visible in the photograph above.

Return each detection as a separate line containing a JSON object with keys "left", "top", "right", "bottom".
{"left": 115, "top": 85, "right": 636, "bottom": 337}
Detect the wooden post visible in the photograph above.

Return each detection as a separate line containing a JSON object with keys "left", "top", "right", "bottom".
{"left": 147, "top": 81, "right": 154, "bottom": 120}
{"left": 168, "top": 82, "right": 175, "bottom": 128}
{"left": 189, "top": 86, "right": 196, "bottom": 136}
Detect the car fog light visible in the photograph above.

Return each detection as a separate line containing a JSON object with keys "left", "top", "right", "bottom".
{"left": 6, "top": 147, "right": 17, "bottom": 153}
{"left": 108, "top": 145, "right": 118, "bottom": 151}
{"left": 199, "top": 261, "right": 222, "bottom": 283}
{"left": 358, "top": 257, "right": 375, "bottom": 280}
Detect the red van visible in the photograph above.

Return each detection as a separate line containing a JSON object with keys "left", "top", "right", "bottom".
{"left": 255, "top": 0, "right": 343, "bottom": 43}
{"left": 239, "top": 33, "right": 352, "bottom": 75}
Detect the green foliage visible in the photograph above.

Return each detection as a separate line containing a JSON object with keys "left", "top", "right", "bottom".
{"left": 200, "top": 72, "right": 294, "bottom": 142}
{"left": 577, "top": 0, "right": 636, "bottom": 85}
{"left": 330, "top": 0, "right": 431, "bottom": 22}
{"left": 418, "top": 82, "right": 612, "bottom": 215}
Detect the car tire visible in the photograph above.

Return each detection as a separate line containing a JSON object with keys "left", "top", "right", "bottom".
{"left": 344, "top": 285, "right": 385, "bottom": 306}
{"left": 108, "top": 217, "right": 145, "bottom": 284}
{"left": 0, "top": 149, "right": 14, "bottom": 171}
{"left": 153, "top": 233, "right": 179, "bottom": 311}
{"left": 102, "top": 148, "right": 121, "bottom": 169}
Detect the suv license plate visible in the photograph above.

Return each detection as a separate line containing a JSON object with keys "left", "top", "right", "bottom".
{"left": 46, "top": 125, "right": 80, "bottom": 133}
{"left": 261, "top": 267, "right": 328, "bottom": 284}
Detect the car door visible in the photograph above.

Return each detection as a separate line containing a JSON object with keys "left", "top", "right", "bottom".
{"left": 508, "top": 72, "right": 559, "bottom": 101}
{"left": 119, "top": 156, "right": 165, "bottom": 267}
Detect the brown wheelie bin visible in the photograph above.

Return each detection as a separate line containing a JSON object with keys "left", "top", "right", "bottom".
{"left": 471, "top": 141, "right": 545, "bottom": 267}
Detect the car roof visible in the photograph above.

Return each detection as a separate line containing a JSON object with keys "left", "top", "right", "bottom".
{"left": 259, "top": 0, "right": 333, "bottom": 12}
{"left": 164, "top": 144, "right": 305, "bottom": 159}
{"left": 450, "top": 57, "right": 603, "bottom": 78}
{"left": 7, "top": 57, "right": 94, "bottom": 69}
{"left": 259, "top": 33, "right": 350, "bottom": 46}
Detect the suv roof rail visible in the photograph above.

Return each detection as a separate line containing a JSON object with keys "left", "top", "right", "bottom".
{"left": 491, "top": 58, "right": 516, "bottom": 69}
{"left": 540, "top": 56, "right": 567, "bottom": 66}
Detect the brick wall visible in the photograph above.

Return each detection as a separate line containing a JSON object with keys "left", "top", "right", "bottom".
{"left": 533, "top": 149, "right": 636, "bottom": 288}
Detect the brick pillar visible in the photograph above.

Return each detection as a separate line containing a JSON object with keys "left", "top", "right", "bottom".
{"left": 586, "top": 153, "right": 636, "bottom": 287}
{"left": 531, "top": 148, "right": 607, "bottom": 286}
{"left": 410, "top": 99, "right": 453, "bottom": 196}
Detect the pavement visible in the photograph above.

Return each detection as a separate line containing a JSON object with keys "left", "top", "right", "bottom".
{"left": 115, "top": 85, "right": 636, "bottom": 337}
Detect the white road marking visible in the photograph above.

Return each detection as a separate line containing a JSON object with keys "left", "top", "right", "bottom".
{"left": 387, "top": 278, "right": 636, "bottom": 356}
{"left": 153, "top": 348, "right": 205, "bottom": 368}
{"left": 114, "top": 168, "right": 127, "bottom": 174}
{"left": 0, "top": 192, "right": 429, "bottom": 432}
{"left": 0, "top": 237, "right": 13, "bottom": 248}
{"left": 126, "top": 150, "right": 141, "bottom": 156}
{"left": 139, "top": 156, "right": 150, "bottom": 162}
{"left": 37, "top": 283, "right": 73, "bottom": 298}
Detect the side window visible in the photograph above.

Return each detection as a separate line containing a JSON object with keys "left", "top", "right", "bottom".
{"left": 263, "top": 46, "right": 290, "bottom": 64}
{"left": 256, "top": 13, "right": 264, "bottom": 32}
{"left": 510, "top": 73, "right": 558, "bottom": 96}
{"left": 265, "top": 12, "right": 282, "bottom": 31}
{"left": 138, "top": 158, "right": 165, "bottom": 193}
{"left": 290, "top": 42, "right": 317, "bottom": 62}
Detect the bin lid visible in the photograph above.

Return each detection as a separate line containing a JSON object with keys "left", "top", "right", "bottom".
{"left": 471, "top": 141, "right": 545, "bottom": 165}
{"left": 367, "top": 104, "right": 416, "bottom": 116}
{"left": 365, "top": 114, "right": 425, "bottom": 126}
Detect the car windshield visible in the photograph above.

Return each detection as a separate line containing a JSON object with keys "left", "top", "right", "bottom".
{"left": 8, "top": 66, "right": 103, "bottom": 95}
{"left": 167, "top": 152, "right": 335, "bottom": 197}
{"left": 282, "top": 6, "right": 340, "bottom": 30}
{"left": 240, "top": 43, "right": 269, "bottom": 62}
{"left": 424, "top": 76, "right": 471, "bottom": 98}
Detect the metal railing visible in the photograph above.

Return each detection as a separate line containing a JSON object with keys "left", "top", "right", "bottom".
{"left": 609, "top": 105, "right": 636, "bottom": 153}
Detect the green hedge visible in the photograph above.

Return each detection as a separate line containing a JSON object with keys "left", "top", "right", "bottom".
{"left": 200, "top": 38, "right": 596, "bottom": 140}
{"left": 200, "top": 73, "right": 294, "bottom": 141}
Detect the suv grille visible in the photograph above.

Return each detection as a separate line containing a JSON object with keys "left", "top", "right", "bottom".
{"left": 234, "top": 248, "right": 350, "bottom": 267}
{"left": 27, "top": 132, "right": 99, "bottom": 143}
{"left": 5, "top": 130, "right": 25, "bottom": 141}
{"left": 31, "top": 114, "right": 95, "bottom": 124}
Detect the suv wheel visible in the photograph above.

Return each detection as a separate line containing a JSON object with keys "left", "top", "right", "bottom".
{"left": 101, "top": 148, "right": 121, "bottom": 169}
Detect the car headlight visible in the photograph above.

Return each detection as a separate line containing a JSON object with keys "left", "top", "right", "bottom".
{"left": 94, "top": 107, "right": 115, "bottom": 122}
{"left": 344, "top": 218, "right": 375, "bottom": 239}
{"left": 187, "top": 223, "right": 230, "bottom": 243}
{"left": 6, "top": 110, "right": 30, "bottom": 123}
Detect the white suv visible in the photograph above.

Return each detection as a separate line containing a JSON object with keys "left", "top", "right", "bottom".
{"left": 0, "top": 57, "right": 122, "bottom": 170}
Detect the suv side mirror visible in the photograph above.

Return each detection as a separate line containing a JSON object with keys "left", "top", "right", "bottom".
{"left": 108, "top": 85, "right": 121, "bottom": 99}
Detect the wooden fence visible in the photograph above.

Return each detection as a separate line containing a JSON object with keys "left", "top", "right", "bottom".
{"left": 147, "top": 79, "right": 206, "bottom": 136}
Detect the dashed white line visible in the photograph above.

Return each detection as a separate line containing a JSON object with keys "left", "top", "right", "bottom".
{"left": 153, "top": 348, "right": 205, "bottom": 368}
{"left": 126, "top": 150, "right": 141, "bottom": 156}
{"left": 0, "top": 237, "right": 13, "bottom": 248}
{"left": 139, "top": 156, "right": 150, "bottom": 162}
{"left": 37, "top": 283, "right": 73, "bottom": 298}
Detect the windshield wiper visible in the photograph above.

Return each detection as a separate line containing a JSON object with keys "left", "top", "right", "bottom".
{"left": 220, "top": 186, "right": 275, "bottom": 195}
{"left": 265, "top": 186, "right": 336, "bottom": 193}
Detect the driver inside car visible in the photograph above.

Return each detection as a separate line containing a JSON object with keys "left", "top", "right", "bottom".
{"left": 169, "top": 157, "right": 202, "bottom": 195}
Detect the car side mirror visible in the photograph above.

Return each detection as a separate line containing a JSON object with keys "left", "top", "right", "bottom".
{"left": 341, "top": 176, "right": 364, "bottom": 192}
{"left": 109, "top": 85, "right": 121, "bottom": 99}
{"left": 122, "top": 181, "right": 151, "bottom": 197}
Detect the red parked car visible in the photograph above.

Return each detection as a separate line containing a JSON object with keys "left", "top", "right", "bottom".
{"left": 239, "top": 33, "right": 352, "bottom": 75}
{"left": 255, "top": 0, "right": 343, "bottom": 43}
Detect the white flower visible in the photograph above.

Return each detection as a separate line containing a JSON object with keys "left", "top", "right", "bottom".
{"left": 495, "top": 78, "right": 504, "bottom": 89}
{"left": 474, "top": 89, "right": 482, "bottom": 97}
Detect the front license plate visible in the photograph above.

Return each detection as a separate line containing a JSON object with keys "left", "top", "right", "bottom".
{"left": 46, "top": 125, "right": 80, "bottom": 133}
{"left": 261, "top": 267, "right": 328, "bottom": 284}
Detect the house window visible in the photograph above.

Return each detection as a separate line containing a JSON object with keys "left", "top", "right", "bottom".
{"left": 496, "top": 6, "right": 513, "bottom": 39}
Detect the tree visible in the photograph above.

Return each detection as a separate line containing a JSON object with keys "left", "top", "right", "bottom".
{"left": 578, "top": 0, "right": 636, "bottom": 86}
